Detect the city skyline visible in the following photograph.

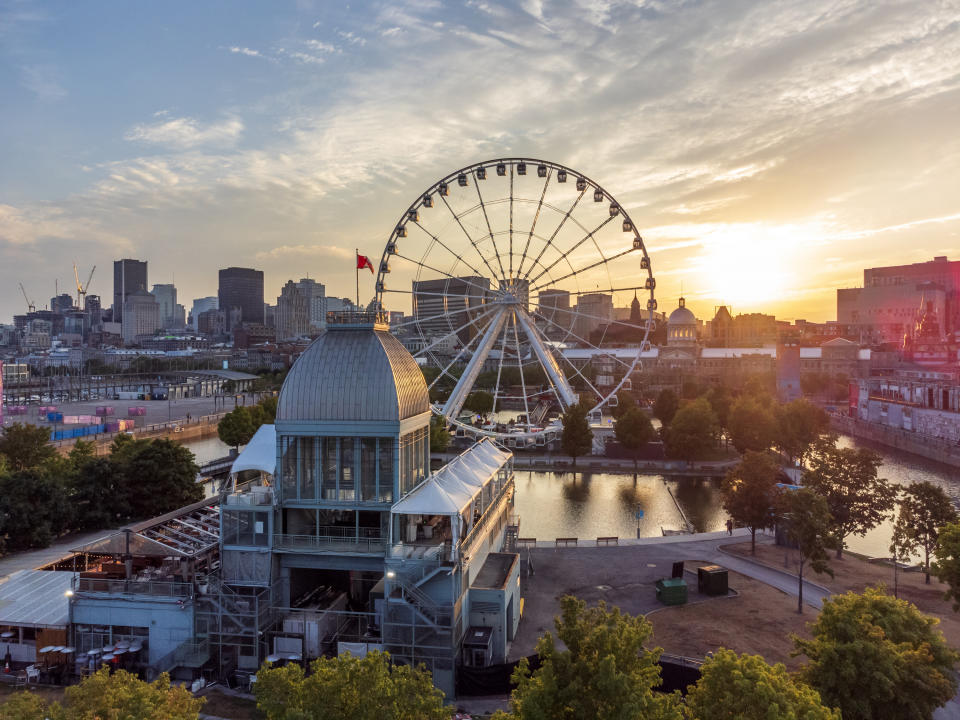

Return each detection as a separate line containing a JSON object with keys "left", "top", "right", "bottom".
{"left": 2, "top": 0, "right": 959, "bottom": 323}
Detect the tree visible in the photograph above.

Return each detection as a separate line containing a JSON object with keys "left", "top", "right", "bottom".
{"left": 779, "top": 488, "right": 834, "bottom": 613}
{"left": 0, "top": 422, "right": 57, "bottom": 471}
{"left": 464, "top": 390, "right": 495, "bottom": 416}
{"left": 429, "top": 415, "right": 451, "bottom": 453}
{"left": 254, "top": 651, "right": 450, "bottom": 720}
{"left": 684, "top": 648, "right": 838, "bottom": 720}
{"left": 0, "top": 469, "right": 72, "bottom": 551}
{"left": 0, "top": 691, "right": 48, "bottom": 720}
{"left": 56, "top": 667, "right": 203, "bottom": 720}
{"left": 614, "top": 407, "right": 655, "bottom": 469}
{"left": 703, "top": 385, "right": 732, "bottom": 429}
{"left": 561, "top": 403, "right": 593, "bottom": 466}
{"left": 663, "top": 398, "right": 719, "bottom": 462}
{"left": 727, "top": 396, "right": 777, "bottom": 454}
{"left": 653, "top": 388, "right": 679, "bottom": 427}
{"left": 776, "top": 398, "right": 829, "bottom": 462}
{"left": 794, "top": 587, "right": 958, "bottom": 720}
{"left": 803, "top": 439, "right": 896, "bottom": 557}
{"left": 933, "top": 522, "right": 960, "bottom": 610}
{"left": 611, "top": 390, "right": 636, "bottom": 420}
{"left": 72, "top": 457, "right": 131, "bottom": 529}
{"left": 895, "top": 481, "right": 958, "bottom": 584}
{"left": 217, "top": 406, "right": 255, "bottom": 449}
{"left": 119, "top": 439, "right": 202, "bottom": 519}
{"left": 503, "top": 596, "right": 682, "bottom": 720}
{"left": 721, "top": 451, "right": 781, "bottom": 554}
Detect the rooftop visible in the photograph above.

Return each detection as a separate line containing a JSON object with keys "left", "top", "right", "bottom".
{"left": 0, "top": 570, "right": 73, "bottom": 628}
{"left": 472, "top": 552, "right": 518, "bottom": 590}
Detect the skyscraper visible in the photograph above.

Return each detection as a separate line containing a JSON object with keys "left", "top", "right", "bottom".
{"left": 113, "top": 259, "right": 148, "bottom": 323}
{"left": 277, "top": 280, "right": 309, "bottom": 340}
{"left": 412, "top": 276, "right": 489, "bottom": 345}
{"left": 151, "top": 283, "right": 177, "bottom": 328}
{"left": 190, "top": 296, "right": 219, "bottom": 330}
{"left": 218, "top": 267, "right": 264, "bottom": 331}
{"left": 295, "top": 278, "right": 326, "bottom": 329}
{"left": 121, "top": 289, "right": 161, "bottom": 345}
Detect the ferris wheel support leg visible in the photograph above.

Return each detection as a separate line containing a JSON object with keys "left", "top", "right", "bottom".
{"left": 515, "top": 309, "right": 578, "bottom": 408}
{"left": 443, "top": 308, "right": 508, "bottom": 421}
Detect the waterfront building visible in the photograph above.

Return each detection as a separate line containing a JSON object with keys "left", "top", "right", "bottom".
{"left": 218, "top": 268, "right": 265, "bottom": 332}
{"left": 113, "top": 259, "right": 148, "bottom": 323}
{"left": 65, "top": 311, "right": 519, "bottom": 698}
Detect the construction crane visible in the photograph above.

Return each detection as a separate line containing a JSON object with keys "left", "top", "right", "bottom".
{"left": 73, "top": 262, "right": 96, "bottom": 308}
{"left": 18, "top": 283, "right": 36, "bottom": 313}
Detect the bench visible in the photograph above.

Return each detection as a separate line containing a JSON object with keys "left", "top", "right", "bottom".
{"left": 596, "top": 536, "right": 619, "bottom": 546}
{"left": 555, "top": 537, "right": 578, "bottom": 548}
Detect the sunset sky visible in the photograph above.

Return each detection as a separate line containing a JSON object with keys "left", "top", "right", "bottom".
{"left": 1, "top": 0, "right": 958, "bottom": 324}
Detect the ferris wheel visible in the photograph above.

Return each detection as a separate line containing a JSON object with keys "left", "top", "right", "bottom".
{"left": 376, "top": 158, "right": 657, "bottom": 441}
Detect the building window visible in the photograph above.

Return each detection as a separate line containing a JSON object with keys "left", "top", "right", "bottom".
{"left": 299, "top": 437, "right": 316, "bottom": 500}
{"left": 281, "top": 436, "right": 297, "bottom": 500}
{"left": 379, "top": 438, "right": 394, "bottom": 503}
{"left": 361, "top": 438, "right": 377, "bottom": 501}
{"left": 322, "top": 437, "right": 337, "bottom": 500}
{"left": 224, "top": 509, "right": 269, "bottom": 546}
{"left": 340, "top": 438, "right": 356, "bottom": 501}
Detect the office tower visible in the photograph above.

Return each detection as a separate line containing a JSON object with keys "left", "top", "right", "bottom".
{"left": 151, "top": 283, "right": 177, "bottom": 327}
{"left": 113, "top": 259, "right": 148, "bottom": 323}
{"left": 296, "top": 278, "right": 326, "bottom": 329}
{"left": 218, "top": 267, "right": 264, "bottom": 331}
{"left": 277, "top": 280, "right": 309, "bottom": 340}
{"left": 191, "top": 296, "right": 219, "bottom": 330}
{"left": 412, "top": 276, "right": 490, "bottom": 345}
{"left": 121, "top": 289, "right": 161, "bottom": 345}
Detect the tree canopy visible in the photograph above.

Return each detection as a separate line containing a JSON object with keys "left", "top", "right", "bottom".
{"left": 727, "top": 396, "right": 777, "bottom": 454}
{"left": 429, "top": 415, "right": 451, "bottom": 453}
{"left": 933, "top": 522, "right": 960, "bottom": 611}
{"left": 776, "top": 398, "right": 830, "bottom": 462}
{"left": 561, "top": 403, "right": 593, "bottom": 464}
{"left": 803, "top": 438, "right": 896, "bottom": 557}
{"left": 895, "top": 481, "right": 958, "bottom": 584}
{"left": 663, "top": 398, "right": 719, "bottom": 461}
{"left": 795, "top": 587, "right": 958, "bottom": 720}
{"left": 614, "top": 407, "right": 655, "bottom": 469}
{"left": 611, "top": 390, "right": 636, "bottom": 420}
{"left": 0, "top": 668, "right": 203, "bottom": 720}
{"left": 721, "top": 451, "right": 782, "bottom": 553}
{"left": 254, "top": 651, "right": 450, "bottom": 720}
{"left": 653, "top": 388, "right": 679, "bottom": 427}
{"left": 501, "top": 595, "right": 681, "bottom": 720}
{"left": 217, "top": 406, "right": 256, "bottom": 448}
{"left": 464, "top": 390, "right": 495, "bottom": 415}
{"left": 0, "top": 422, "right": 57, "bottom": 471}
{"left": 685, "top": 648, "right": 838, "bottom": 720}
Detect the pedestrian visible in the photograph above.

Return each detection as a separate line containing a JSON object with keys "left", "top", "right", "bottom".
{"left": 726, "top": 519, "right": 733, "bottom": 536}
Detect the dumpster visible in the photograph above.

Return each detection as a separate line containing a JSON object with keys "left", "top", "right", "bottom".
{"left": 697, "top": 565, "right": 729, "bottom": 596}
{"left": 656, "top": 578, "right": 688, "bottom": 606}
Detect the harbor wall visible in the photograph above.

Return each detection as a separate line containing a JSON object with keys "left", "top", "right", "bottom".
{"left": 831, "top": 413, "right": 960, "bottom": 468}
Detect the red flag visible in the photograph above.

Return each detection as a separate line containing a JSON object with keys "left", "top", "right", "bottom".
{"left": 356, "top": 253, "right": 374, "bottom": 274}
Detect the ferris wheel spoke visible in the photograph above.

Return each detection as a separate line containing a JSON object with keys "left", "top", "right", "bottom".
{"left": 470, "top": 168, "right": 508, "bottom": 280}
{"left": 529, "top": 308, "right": 636, "bottom": 372}
{"left": 516, "top": 169, "right": 551, "bottom": 279}
{"left": 530, "top": 247, "right": 636, "bottom": 293}
{"left": 527, "top": 214, "right": 617, "bottom": 286}
{"left": 409, "top": 221, "right": 488, "bottom": 280}
{"left": 515, "top": 308, "right": 578, "bottom": 407}
{"left": 528, "top": 299, "right": 652, "bottom": 333}
{"left": 551, "top": 341, "right": 604, "bottom": 402}
{"left": 437, "top": 192, "right": 502, "bottom": 283}
{"left": 491, "top": 314, "right": 511, "bottom": 416}
{"left": 511, "top": 311, "right": 533, "bottom": 427}
{"left": 388, "top": 306, "right": 489, "bottom": 332}
{"left": 392, "top": 253, "right": 496, "bottom": 298}
{"left": 522, "top": 187, "right": 586, "bottom": 282}
{"left": 424, "top": 307, "right": 503, "bottom": 391}
{"left": 508, "top": 165, "right": 514, "bottom": 277}
{"left": 442, "top": 308, "right": 509, "bottom": 420}
{"left": 413, "top": 304, "right": 500, "bottom": 362}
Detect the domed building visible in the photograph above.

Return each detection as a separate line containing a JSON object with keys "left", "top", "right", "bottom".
{"left": 666, "top": 297, "right": 698, "bottom": 347}
{"left": 219, "top": 311, "right": 519, "bottom": 698}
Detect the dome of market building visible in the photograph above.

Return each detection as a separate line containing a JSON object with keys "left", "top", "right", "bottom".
{"left": 277, "top": 316, "right": 430, "bottom": 422}
{"left": 667, "top": 297, "right": 698, "bottom": 345}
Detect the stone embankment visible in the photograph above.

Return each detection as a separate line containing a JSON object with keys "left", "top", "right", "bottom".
{"left": 831, "top": 413, "right": 960, "bottom": 468}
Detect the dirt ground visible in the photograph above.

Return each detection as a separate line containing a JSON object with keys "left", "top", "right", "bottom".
{"left": 199, "top": 687, "right": 263, "bottom": 719}
{"left": 722, "top": 541, "right": 960, "bottom": 649}
{"left": 646, "top": 568, "right": 816, "bottom": 670}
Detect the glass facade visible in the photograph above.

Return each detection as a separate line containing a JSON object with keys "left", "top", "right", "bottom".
{"left": 398, "top": 427, "right": 429, "bottom": 498}
{"left": 223, "top": 509, "right": 270, "bottom": 546}
{"left": 280, "top": 435, "right": 398, "bottom": 504}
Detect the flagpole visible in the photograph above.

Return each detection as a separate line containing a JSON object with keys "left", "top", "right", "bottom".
{"left": 356, "top": 248, "right": 360, "bottom": 311}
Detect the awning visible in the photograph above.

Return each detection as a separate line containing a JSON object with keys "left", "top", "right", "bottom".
{"left": 392, "top": 439, "right": 512, "bottom": 517}
{"left": 231, "top": 424, "right": 277, "bottom": 476}
{"left": 0, "top": 571, "right": 73, "bottom": 628}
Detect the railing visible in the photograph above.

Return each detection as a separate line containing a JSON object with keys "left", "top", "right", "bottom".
{"left": 459, "top": 477, "right": 515, "bottom": 561}
{"left": 73, "top": 576, "right": 192, "bottom": 598}
{"left": 273, "top": 533, "right": 385, "bottom": 554}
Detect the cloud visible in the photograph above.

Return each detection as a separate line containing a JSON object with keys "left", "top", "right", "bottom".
{"left": 19, "top": 64, "right": 66, "bottom": 99}
{"left": 124, "top": 116, "right": 244, "bottom": 149}
{"left": 255, "top": 244, "right": 354, "bottom": 261}
{"left": 229, "top": 46, "right": 264, "bottom": 57}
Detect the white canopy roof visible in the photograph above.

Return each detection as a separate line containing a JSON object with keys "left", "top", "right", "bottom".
{"left": 231, "top": 424, "right": 277, "bottom": 476}
{"left": 393, "top": 439, "right": 511, "bottom": 517}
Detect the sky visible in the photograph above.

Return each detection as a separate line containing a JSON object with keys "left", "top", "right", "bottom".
{"left": 1, "top": 0, "right": 959, "bottom": 324}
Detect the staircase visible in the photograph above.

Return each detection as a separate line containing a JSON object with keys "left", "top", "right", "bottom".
{"left": 504, "top": 514, "right": 520, "bottom": 553}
